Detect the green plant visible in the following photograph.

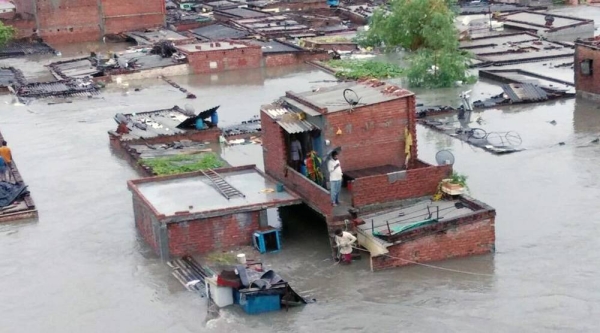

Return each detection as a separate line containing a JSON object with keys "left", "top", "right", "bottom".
{"left": 327, "top": 59, "right": 404, "bottom": 80}
{"left": 449, "top": 171, "right": 469, "bottom": 191}
{"left": 0, "top": 21, "right": 16, "bottom": 47}
{"left": 140, "top": 153, "right": 225, "bottom": 175}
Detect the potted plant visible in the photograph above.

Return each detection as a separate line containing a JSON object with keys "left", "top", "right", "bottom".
{"left": 442, "top": 172, "right": 469, "bottom": 194}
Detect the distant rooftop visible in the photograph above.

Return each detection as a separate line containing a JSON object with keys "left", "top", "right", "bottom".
{"left": 125, "top": 30, "right": 191, "bottom": 45}
{"left": 176, "top": 41, "right": 252, "bottom": 53}
{"left": 500, "top": 11, "right": 593, "bottom": 32}
{"left": 190, "top": 23, "right": 250, "bottom": 40}
{"left": 233, "top": 15, "right": 311, "bottom": 36}
{"left": 575, "top": 36, "right": 600, "bottom": 50}
{"left": 286, "top": 81, "right": 413, "bottom": 114}
{"left": 215, "top": 7, "right": 271, "bottom": 19}
{"left": 246, "top": 39, "right": 303, "bottom": 53}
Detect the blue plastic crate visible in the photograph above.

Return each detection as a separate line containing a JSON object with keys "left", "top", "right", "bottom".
{"left": 253, "top": 228, "right": 281, "bottom": 254}
{"left": 233, "top": 290, "right": 281, "bottom": 315}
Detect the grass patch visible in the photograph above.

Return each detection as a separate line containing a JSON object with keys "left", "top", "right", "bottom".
{"left": 327, "top": 59, "right": 404, "bottom": 80}
{"left": 140, "top": 152, "right": 225, "bottom": 175}
{"left": 205, "top": 252, "right": 237, "bottom": 265}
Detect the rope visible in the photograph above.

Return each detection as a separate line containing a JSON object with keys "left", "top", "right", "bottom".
{"left": 350, "top": 246, "right": 494, "bottom": 277}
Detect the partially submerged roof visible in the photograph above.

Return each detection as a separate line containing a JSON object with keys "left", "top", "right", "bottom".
{"left": 0, "top": 40, "right": 56, "bottom": 59}
{"left": 460, "top": 32, "right": 574, "bottom": 66}
{"left": 262, "top": 107, "right": 318, "bottom": 134}
{"left": 499, "top": 11, "right": 593, "bottom": 33}
{"left": 233, "top": 15, "right": 312, "bottom": 37}
{"left": 479, "top": 68, "right": 575, "bottom": 93}
{"left": 48, "top": 57, "right": 100, "bottom": 79}
{"left": 285, "top": 80, "right": 414, "bottom": 114}
{"left": 190, "top": 23, "right": 250, "bottom": 41}
{"left": 125, "top": 30, "right": 191, "bottom": 45}
{"left": 115, "top": 105, "right": 218, "bottom": 141}
{"left": 128, "top": 166, "right": 301, "bottom": 219}
{"left": 0, "top": 67, "right": 26, "bottom": 88}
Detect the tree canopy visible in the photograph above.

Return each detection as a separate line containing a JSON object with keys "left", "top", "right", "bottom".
{"left": 357, "top": 0, "right": 474, "bottom": 88}
{"left": 0, "top": 21, "right": 16, "bottom": 47}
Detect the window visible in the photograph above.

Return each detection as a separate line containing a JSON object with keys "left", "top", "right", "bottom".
{"left": 581, "top": 59, "right": 593, "bottom": 76}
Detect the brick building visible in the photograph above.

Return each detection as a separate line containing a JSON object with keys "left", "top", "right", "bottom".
{"left": 260, "top": 80, "right": 497, "bottom": 270}
{"left": 128, "top": 165, "right": 302, "bottom": 259}
{"left": 3, "top": 0, "right": 165, "bottom": 44}
{"left": 176, "top": 40, "right": 262, "bottom": 74}
{"left": 575, "top": 36, "right": 600, "bottom": 100}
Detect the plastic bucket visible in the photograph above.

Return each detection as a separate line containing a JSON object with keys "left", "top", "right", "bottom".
{"left": 237, "top": 253, "right": 247, "bottom": 264}
{"left": 276, "top": 183, "right": 284, "bottom": 192}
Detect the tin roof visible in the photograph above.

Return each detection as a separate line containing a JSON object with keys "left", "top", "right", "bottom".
{"left": 263, "top": 107, "right": 318, "bottom": 134}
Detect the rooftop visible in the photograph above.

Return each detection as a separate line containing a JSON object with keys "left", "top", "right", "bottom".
{"left": 575, "top": 36, "right": 600, "bottom": 49}
{"left": 262, "top": 107, "right": 318, "bottom": 134}
{"left": 0, "top": 40, "right": 56, "bottom": 59}
{"left": 246, "top": 39, "right": 304, "bottom": 53}
{"left": 286, "top": 80, "right": 414, "bottom": 114}
{"left": 215, "top": 7, "right": 271, "bottom": 19}
{"left": 130, "top": 168, "right": 300, "bottom": 217}
{"left": 500, "top": 11, "right": 593, "bottom": 32}
{"left": 0, "top": 67, "right": 25, "bottom": 88}
{"left": 190, "top": 23, "right": 250, "bottom": 41}
{"left": 233, "top": 15, "right": 311, "bottom": 37}
{"left": 125, "top": 30, "right": 191, "bottom": 45}
{"left": 114, "top": 105, "right": 218, "bottom": 141}
{"left": 176, "top": 41, "right": 252, "bottom": 53}
{"left": 48, "top": 57, "right": 100, "bottom": 79}
{"left": 460, "top": 32, "right": 574, "bottom": 65}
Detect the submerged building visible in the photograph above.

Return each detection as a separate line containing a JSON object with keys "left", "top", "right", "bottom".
{"left": 575, "top": 36, "right": 600, "bottom": 100}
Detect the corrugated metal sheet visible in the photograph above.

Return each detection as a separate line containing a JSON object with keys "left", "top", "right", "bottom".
{"left": 264, "top": 108, "right": 317, "bottom": 134}
{"left": 501, "top": 83, "right": 548, "bottom": 103}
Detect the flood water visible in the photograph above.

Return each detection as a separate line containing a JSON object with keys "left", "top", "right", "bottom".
{"left": 2, "top": 51, "right": 600, "bottom": 332}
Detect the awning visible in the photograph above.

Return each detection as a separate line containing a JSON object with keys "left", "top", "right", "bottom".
{"left": 264, "top": 107, "right": 318, "bottom": 134}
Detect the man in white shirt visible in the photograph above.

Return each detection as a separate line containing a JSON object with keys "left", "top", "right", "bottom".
{"left": 327, "top": 151, "right": 342, "bottom": 206}
{"left": 334, "top": 228, "right": 357, "bottom": 264}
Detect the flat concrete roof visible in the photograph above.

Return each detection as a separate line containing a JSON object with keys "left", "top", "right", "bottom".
{"left": 217, "top": 7, "right": 270, "bottom": 18}
{"left": 246, "top": 39, "right": 302, "bottom": 53}
{"left": 133, "top": 169, "right": 299, "bottom": 217}
{"left": 358, "top": 199, "right": 473, "bottom": 236}
{"left": 117, "top": 106, "right": 195, "bottom": 140}
{"left": 501, "top": 11, "right": 591, "bottom": 31}
{"left": 288, "top": 81, "right": 413, "bottom": 113}
{"left": 190, "top": 24, "right": 249, "bottom": 40}
{"left": 126, "top": 30, "right": 190, "bottom": 45}
{"left": 177, "top": 41, "right": 250, "bottom": 52}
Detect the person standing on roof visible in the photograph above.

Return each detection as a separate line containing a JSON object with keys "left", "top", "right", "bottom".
{"left": 290, "top": 136, "right": 303, "bottom": 172}
{"left": 0, "top": 155, "right": 7, "bottom": 183}
{"left": 334, "top": 229, "right": 356, "bottom": 264}
{"left": 327, "top": 151, "right": 342, "bottom": 206}
{"left": 0, "top": 141, "right": 12, "bottom": 183}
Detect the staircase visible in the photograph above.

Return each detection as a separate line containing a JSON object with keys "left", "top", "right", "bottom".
{"left": 201, "top": 168, "right": 245, "bottom": 200}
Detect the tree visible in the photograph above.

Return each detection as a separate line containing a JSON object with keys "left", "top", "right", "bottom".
{"left": 357, "top": 0, "right": 474, "bottom": 88}
{"left": 0, "top": 21, "right": 16, "bottom": 47}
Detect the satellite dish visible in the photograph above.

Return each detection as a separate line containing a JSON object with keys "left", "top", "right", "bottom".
{"left": 185, "top": 104, "right": 195, "bottom": 114}
{"left": 435, "top": 150, "right": 455, "bottom": 166}
{"left": 343, "top": 88, "right": 360, "bottom": 106}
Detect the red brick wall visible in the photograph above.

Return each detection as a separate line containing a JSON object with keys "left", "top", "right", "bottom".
{"left": 575, "top": 45, "right": 600, "bottom": 96}
{"left": 185, "top": 45, "right": 262, "bottom": 74}
{"left": 13, "top": 0, "right": 35, "bottom": 15}
{"left": 36, "top": 0, "right": 102, "bottom": 43}
{"left": 352, "top": 162, "right": 452, "bottom": 208}
{"left": 3, "top": 18, "right": 36, "bottom": 38}
{"left": 112, "top": 127, "right": 221, "bottom": 146}
{"left": 371, "top": 215, "right": 495, "bottom": 271}
{"left": 264, "top": 52, "right": 331, "bottom": 67}
{"left": 133, "top": 196, "right": 160, "bottom": 253}
{"left": 167, "top": 212, "right": 260, "bottom": 256}
{"left": 102, "top": 0, "right": 165, "bottom": 34}
{"left": 323, "top": 95, "right": 415, "bottom": 172}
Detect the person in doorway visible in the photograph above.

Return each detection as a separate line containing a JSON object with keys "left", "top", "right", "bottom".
{"left": 0, "top": 141, "right": 12, "bottom": 183}
{"left": 334, "top": 229, "right": 357, "bottom": 264}
{"left": 290, "top": 136, "right": 303, "bottom": 172}
{"left": 327, "top": 151, "right": 342, "bottom": 206}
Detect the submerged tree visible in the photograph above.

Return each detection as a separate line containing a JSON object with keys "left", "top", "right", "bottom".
{"left": 357, "top": 0, "right": 474, "bottom": 88}
{"left": 0, "top": 21, "right": 16, "bottom": 47}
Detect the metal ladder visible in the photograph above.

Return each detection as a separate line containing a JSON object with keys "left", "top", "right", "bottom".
{"left": 201, "top": 168, "right": 245, "bottom": 200}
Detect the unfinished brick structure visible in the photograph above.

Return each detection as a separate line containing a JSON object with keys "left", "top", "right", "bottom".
{"left": 176, "top": 41, "right": 262, "bottom": 74}
{"left": 4, "top": 0, "right": 165, "bottom": 43}
{"left": 261, "top": 80, "right": 496, "bottom": 270}
{"left": 575, "top": 37, "right": 600, "bottom": 100}
{"left": 128, "top": 165, "right": 302, "bottom": 259}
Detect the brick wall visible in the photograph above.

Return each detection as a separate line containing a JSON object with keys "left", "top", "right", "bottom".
{"left": 321, "top": 95, "right": 415, "bottom": 172}
{"left": 167, "top": 212, "right": 259, "bottom": 256}
{"left": 101, "top": 0, "right": 165, "bottom": 34}
{"left": 2, "top": 18, "right": 36, "bottom": 38}
{"left": 371, "top": 211, "right": 496, "bottom": 271}
{"left": 264, "top": 51, "right": 331, "bottom": 67}
{"left": 184, "top": 44, "right": 262, "bottom": 74}
{"left": 132, "top": 196, "right": 160, "bottom": 253}
{"left": 575, "top": 44, "right": 600, "bottom": 97}
{"left": 112, "top": 127, "right": 221, "bottom": 146}
{"left": 352, "top": 161, "right": 451, "bottom": 208}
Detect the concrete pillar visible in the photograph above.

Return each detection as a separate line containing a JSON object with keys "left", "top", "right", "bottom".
{"left": 259, "top": 209, "right": 268, "bottom": 228}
